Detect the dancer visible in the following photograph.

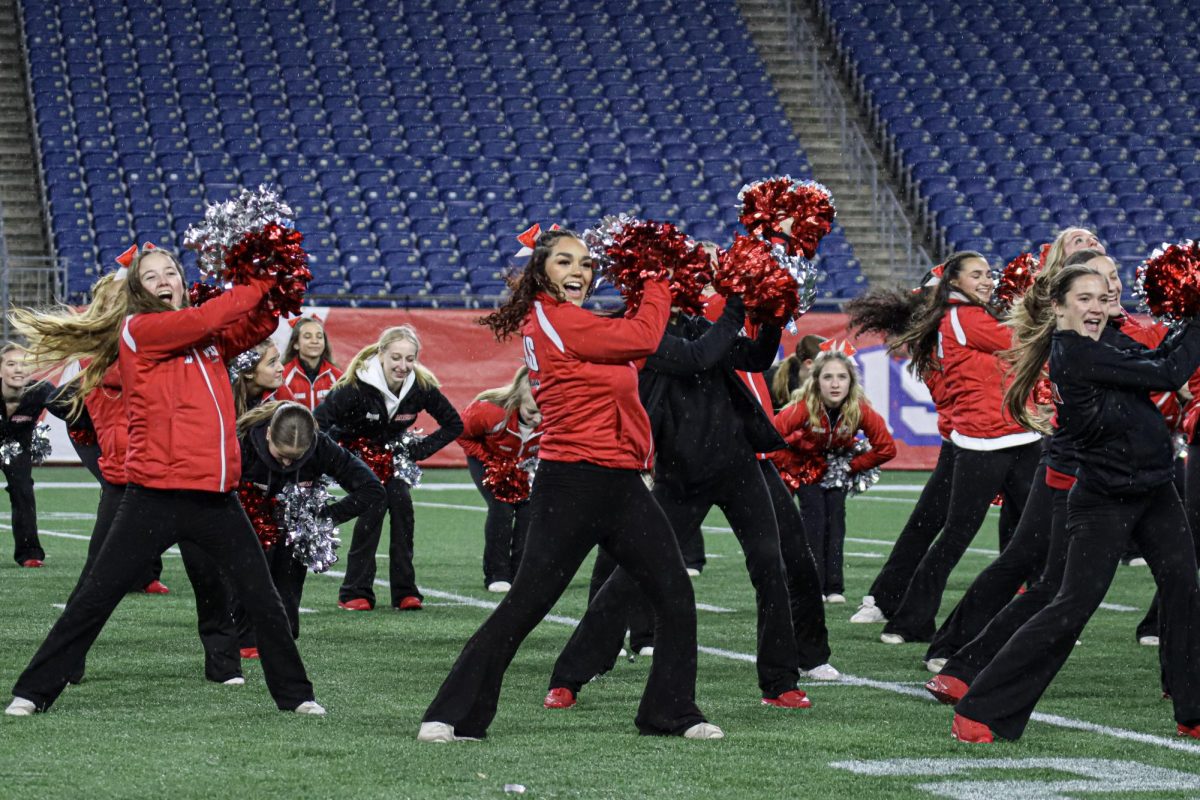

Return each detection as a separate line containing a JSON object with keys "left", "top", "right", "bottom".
{"left": 457, "top": 366, "right": 542, "bottom": 592}
{"left": 231, "top": 340, "right": 285, "bottom": 416}
{"left": 5, "top": 246, "right": 322, "bottom": 716}
{"left": 768, "top": 334, "right": 826, "bottom": 412}
{"left": 0, "top": 343, "right": 56, "bottom": 568}
{"left": 419, "top": 228, "right": 719, "bottom": 741}
{"left": 275, "top": 315, "right": 341, "bottom": 411}
{"left": 952, "top": 264, "right": 1200, "bottom": 742}
{"left": 316, "top": 325, "right": 462, "bottom": 611}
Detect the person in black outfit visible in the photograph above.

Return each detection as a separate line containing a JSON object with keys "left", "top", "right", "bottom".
{"left": 315, "top": 325, "right": 462, "bottom": 611}
{"left": 544, "top": 293, "right": 820, "bottom": 709}
{"left": 952, "top": 264, "right": 1200, "bottom": 742}
{"left": 0, "top": 343, "right": 55, "bottom": 567}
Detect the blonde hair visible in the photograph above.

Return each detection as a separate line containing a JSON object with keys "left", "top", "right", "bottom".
{"left": 785, "top": 350, "right": 865, "bottom": 437}
{"left": 1041, "top": 227, "right": 1100, "bottom": 278}
{"left": 338, "top": 325, "right": 439, "bottom": 390}
{"left": 236, "top": 399, "right": 317, "bottom": 449}
{"left": 770, "top": 334, "right": 826, "bottom": 407}
{"left": 283, "top": 316, "right": 338, "bottom": 368}
{"left": 232, "top": 339, "right": 279, "bottom": 417}
{"left": 474, "top": 366, "right": 532, "bottom": 415}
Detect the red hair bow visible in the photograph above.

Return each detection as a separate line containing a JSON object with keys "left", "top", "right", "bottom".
{"left": 287, "top": 312, "right": 321, "bottom": 329}
{"left": 930, "top": 263, "right": 945, "bottom": 278}
{"left": 819, "top": 339, "right": 857, "bottom": 357}
{"left": 115, "top": 241, "right": 157, "bottom": 268}
{"left": 515, "top": 223, "right": 562, "bottom": 256}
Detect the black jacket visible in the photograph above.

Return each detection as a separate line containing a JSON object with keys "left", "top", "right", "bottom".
{"left": 314, "top": 379, "right": 463, "bottom": 463}
{"left": 0, "top": 381, "right": 56, "bottom": 445}
{"left": 639, "top": 295, "right": 785, "bottom": 488}
{"left": 1050, "top": 322, "right": 1200, "bottom": 496}
{"left": 239, "top": 422, "right": 385, "bottom": 526}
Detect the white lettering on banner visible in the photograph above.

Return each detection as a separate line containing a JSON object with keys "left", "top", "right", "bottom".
{"left": 857, "top": 348, "right": 891, "bottom": 430}
{"left": 829, "top": 758, "right": 1200, "bottom": 799}
{"left": 899, "top": 363, "right": 939, "bottom": 436}
{"left": 852, "top": 346, "right": 940, "bottom": 446}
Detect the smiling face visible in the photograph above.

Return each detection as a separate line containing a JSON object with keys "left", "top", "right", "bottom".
{"left": 252, "top": 345, "right": 283, "bottom": 392}
{"left": 950, "top": 257, "right": 994, "bottom": 304}
{"left": 137, "top": 252, "right": 185, "bottom": 309}
{"left": 381, "top": 338, "right": 418, "bottom": 393}
{"left": 1061, "top": 228, "right": 1105, "bottom": 258}
{"left": 0, "top": 348, "right": 29, "bottom": 395}
{"left": 543, "top": 236, "right": 594, "bottom": 306}
{"left": 1054, "top": 274, "right": 1108, "bottom": 340}
{"left": 1084, "top": 255, "right": 1124, "bottom": 317}
{"left": 817, "top": 359, "right": 851, "bottom": 408}
{"left": 296, "top": 320, "right": 326, "bottom": 365}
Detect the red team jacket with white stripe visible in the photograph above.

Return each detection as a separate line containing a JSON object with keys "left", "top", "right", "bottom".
{"left": 457, "top": 400, "right": 543, "bottom": 462}
{"left": 119, "top": 279, "right": 279, "bottom": 492}
{"left": 85, "top": 363, "right": 130, "bottom": 485}
{"left": 772, "top": 399, "right": 897, "bottom": 483}
{"left": 520, "top": 280, "right": 671, "bottom": 470}
{"left": 273, "top": 358, "right": 342, "bottom": 411}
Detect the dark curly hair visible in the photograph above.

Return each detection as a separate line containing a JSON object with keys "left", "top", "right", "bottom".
{"left": 479, "top": 228, "right": 586, "bottom": 341}
{"left": 844, "top": 286, "right": 925, "bottom": 341}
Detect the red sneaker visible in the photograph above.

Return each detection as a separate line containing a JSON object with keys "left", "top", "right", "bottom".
{"left": 20, "top": 559, "right": 44, "bottom": 568}
{"left": 951, "top": 713, "right": 994, "bottom": 743}
{"left": 240, "top": 647, "right": 260, "bottom": 660}
{"left": 543, "top": 687, "right": 576, "bottom": 709}
{"left": 762, "top": 689, "right": 812, "bottom": 709}
{"left": 925, "top": 674, "right": 969, "bottom": 705}
{"left": 142, "top": 579, "right": 170, "bottom": 595}
{"left": 337, "top": 598, "right": 373, "bottom": 611}
{"left": 1177, "top": 723, "right": 1200, "bottom": 739}
{"left": 396, "top": 596, "right": 423, "bottom": 611}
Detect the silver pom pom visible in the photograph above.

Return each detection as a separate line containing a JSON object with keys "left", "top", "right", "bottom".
{"left": 518, "top": 456, "right": 540, "bottom": 493}
{"left": 182, "top": 184, "right": 294, "bottom": 280}
{"left": 276, "top": 478, "right": 341, "bottom": 573}
{"left": 389, "top": 429, "right": 425, "bottom": 487}
{"left": 769, "top": 241, "right": 820, "bottom": 322}
{"left": 30, "top": 424, "right": 52, "bottom": 466}
{"left": 580, "top": 213, "right": 636, "bottom": 269}
{"left": 0, "top": 439, "right": 21, "bottom": 467}
{"left": 820, "top": 439, "right": 880, "bottom": 497}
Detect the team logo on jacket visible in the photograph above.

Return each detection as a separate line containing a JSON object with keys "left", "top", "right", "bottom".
{"left": 10, "top": 415, "right": 32, "bottom": 423}
{"left": 365, "top": 412, "right": 380, "bottom": 421}
{"left": 393, "top": 413, "right": 418, "bottom": 423}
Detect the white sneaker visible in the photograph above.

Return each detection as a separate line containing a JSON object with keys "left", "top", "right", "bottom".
{"left": 805, "top": 663, "right": 841, "bottom": 680}
{"left": 637, "top": 646, "right": 655, "bottom": 657}
{"left": 1139, "top": 635, "right": 1160, "bottom": 647}
{"left": 683, "top": 722, "right": 725, "bottom": 740}
{"left": 618, "top": 648, "right": 628, "bottom": 658}
{"left": 417, "top": 721, "right": 457, "bottom": 743}
{"left": 5, "top": 697, "right": 36, "bottom": 716}
{"left": 925, "top": 658, "right": 947, "bottom": 674}
{"left": 222, "top": 676, "right": 245, "bottom": 686}
{"left": 685, "top": 568, "right": 701, "bottom": 578}
{"left": 880, "top": 633, "right": 906, "bottom": 645}
{"left": 1128, "top": 557, "right": 1148, "bottom": 567}
{"left": 486, "top": 581, "right": 512, "bottom": 593}
{"left": 294, "top": 700, "right": 326, "bottom": 716}
{"left": 850, "top": 597, "right": 886, "bottom": 623}
{"left": 825, "top": 593, "right": 846, "bottom": 604}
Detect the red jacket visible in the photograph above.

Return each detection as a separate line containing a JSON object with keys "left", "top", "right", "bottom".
{"left": 119, "top": 280, "right": 279, "bottom": 492}
{"left": 702, "top": 292, "right": 775, "bottom": 457}
{"left": 85, "top": 363, "right": 129, "bottom": 485}
{"left": 457, "top": 400, "right": 544, "bottom": 462}
{"left": 274, "top": 358, "right": 342, "bottom": 411}
{"left": 940, "top": 296, "right": 1041, "bottom": 449}
{"left": 1117, "top": 314, "right": 1184, "bottom": 430}
{"left": 922, "top": 367, "right": 954, "bottom": 440}
{"left": 521, "top": 280, "right": 670, "bottom": 470}
{"left": 771, "top": 398, "right": 897, "bottom": 484}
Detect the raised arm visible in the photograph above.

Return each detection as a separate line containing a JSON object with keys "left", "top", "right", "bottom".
{"left": 1064, "top": 323, "right": 1200, "bottom": 392}
{"left": 645, "top": 295, "right": 745, "bottom": 376}
{"left": 554, "top": 280, "right": 672, "bottom": 364}
{"left": 123, "top": 279, "right": 273, "bottom": 359}
{"left": 730, "top": 319, "right": 782, "bottom": 373}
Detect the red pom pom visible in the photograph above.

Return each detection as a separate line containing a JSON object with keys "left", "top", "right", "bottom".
{"left": 991, "top": 493, "right": 1004, "bottom": 507}
{"left": 776, "top": 457, "right": 825, "bottom": 490}
{"left": 343, "top": 435, "right": 394, "bottom": 483}
{"left": 1036, "top": 242, "right": 1051, "bottom": 272}
{"left": 738, "top": 176, "right": 836, "bottom": 258}
{"left": 67, "top": 426, "right": 97, "bottom": 448}
{"left": 188, "top": 282, "right": 225, "bottom": 307}
{"left": 224, "top": 223, "right": 312, "bottom": 317}
{"left": 482, "top": 457, "right": 530, "bottom": 503}
{"left": 238, "top": 481, "right": 281, "bottom": 549}
{"left": 1136, "top": 241, "right": 1200, "bottom": 321}
{"left": 994, "top": 252, "right": 1038, "bottom": 313}
{"left": 714, "top": 235, "right": 816, "bottom": 327}
{"left": 1032, "top": 376, "right": 1055, "bottom": 406}
{"left": 595, "top": 218, "right": 713, "bottom": 314}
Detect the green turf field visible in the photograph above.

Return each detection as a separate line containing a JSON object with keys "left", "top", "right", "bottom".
{"left": 1, "top": 467, "right": 1199, "bottom": 799}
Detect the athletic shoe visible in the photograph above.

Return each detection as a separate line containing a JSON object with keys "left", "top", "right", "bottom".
{"left": 762, "top": 689, "right": 811, "bottom": 709}
{"left": 337, "top": 598, "right": 372, "bottom": 611}
{"left": 543, "top": 687, "right": 576, "bottom": 709}
{"left": 683, "top": 722, "right": 725, "bottom": 739}
{"left": 1139, "top": 635, "right": 1160, "bottom": 647}
{"left": 925, "top": 658, "right": 947, "bottom": 674}
{"left": 805, "top": 663, "right": 841, "bottom": 680}
{"left": 685, "top": 568, "right": 701, "bottom": 578}
{"left": 417, "top": 721, "right": 457, "bottom": 743}
{"left": 142, "top": 580, "right": 170, "bottom": 594}
{"left": 850, "top": 598, "right": 886, "bottom": 623}
{"left": 20, "top": 559, "right": 43, "bottom": 568}
{"left": 4, "top": 697, "right": 36, "bottom": 716}
{"left": 1177, "top": 723, "right": 1200, "bottom": 739}
{"left": 293, "top": 701, "right": 326, "bottom": 716}
{"left": 396, "top": 596, "right": 423, "bottom": 611}
{"left": 880, "top": 633, "right": 906, "bottom": 645}
{"left": 618, "top": 648, "right": 628, "bottom": 658}
{"left": 486, "top": 581, "right": 511, "bottom": 593}
{"left": 240, "top": 647, "right": 259, "bottom": 660}
{"left": 222, "top": 677, "right": 245, "bottom": 686}
{"left": 925, "top": 674, "right": 969, "bottom": 705}
{"left": 637, "top": 646, "right": 655, "bottom": 657}
{"left": 825, "top": 593, "right": 846, "bottom": 604}
{"left": 1127, "top": 557, "right": 1148, "bottom": 567}
{"left": 951, "top": 713, "right": 993, "bottom": 743}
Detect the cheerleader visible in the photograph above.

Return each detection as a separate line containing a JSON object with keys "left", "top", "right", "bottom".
{"left": 879, "top": 252, "right": 1042, "bottom": 644}
{"left": 231, "top": 340, "right": 285, "bottom": 416}
{"left": 419, "top": 228, "right": 718, "bottom": 741}
{"left": 952, "top": 264, "right": 1200, "bottom": 742}
{"left": 457, "top": 366, "right": 543, "bottom": 592}
{"left": 768, "top": 334, "right": 827, "bottom": 412}
{"left": 773, "top": 343, "right": 896, "bottom": 601}
{"left": 274, "top": 315, "right": 341, "bottom": 411}
{"left": 0, "top": 343, "right": 55, "bottom": 567}
{"left": 236, "top": 401, "right": 384, "bottom": 640}
{"left": 5, "top": 247, "right": 322, "bottom": 716}
{"left": 315, "top": 325, "right": 463, "bottom": 611}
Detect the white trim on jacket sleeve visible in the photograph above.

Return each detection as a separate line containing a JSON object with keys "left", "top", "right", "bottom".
{"left": 121, "top": 316, "right": 138, "bottom": 353}
{"left": 949, "top": 307, "right": 967, "bottom": 346}
{"left": 534, "top": 301, "right": 565, "bottom": 352}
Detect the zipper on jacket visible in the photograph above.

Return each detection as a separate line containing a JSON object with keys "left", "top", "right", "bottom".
{"left": 193, "top": 348, "right": 227, "bottom": 490}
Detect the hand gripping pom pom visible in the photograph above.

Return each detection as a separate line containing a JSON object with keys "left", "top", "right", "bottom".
{"left": 714, "top": 235, "right": 819, "bottom": 327}
{"left": 738, "top": 176, "right": 836, "bottom": 259}
{"left": 519, "top": 456, "right": 540, "bottom": 493}
{"left": 483, "top": 457, "right": 531, "bottom": 504}
{"left": 582, "top": 216, "right": 712, "bottom": 314}
{"left": 389, "top": 430, "right": 425, "bottom": 487}
{"left": 820, "top": 440, "right": 880, "bottom": 497}
{"left": 1135, "top": 241, "right": 1200, "bottom": 322}
{"left": 183, "top": 185, "right": 295, "bottom": 279}
{"left": 993, "top": 252, "right": 1038, "bottom": 313}
{"left": 187, "top": 282, "right": 225, "bottom": 307}
{"left": 343, "top": 436, "right": 393, "bottom": 483}
{"left": 238, "top": 481, "right": 281, "bottom": 549}
{"left": 276, "top": 479, "right": 341, "bottom": 573}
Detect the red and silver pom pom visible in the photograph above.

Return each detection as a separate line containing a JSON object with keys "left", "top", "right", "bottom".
{"left": 276, "top": 478, "right": 341, "bottom": 573}
{"left": 738, "top": 175, "right": 836, "bottom": 259}
{"left": 993, "top": 252, "right": 1038, "bottom": 313}
{"left": 715, "top": 235, "right": 819, "bottom": 328}
{"left": 820, "top": 440, "right": 880, "bottom": 497}
{"left": 224, "top": 223, "right": 312, "bottom": 318}
{"left": 583, "top": 215, "right": 712, "bottom": 314}
{"left": 1135, "top": 240, "right": 1200, "bottom": 322}
{"left": 344, "top": 436, "right": 393, "bottom": 483}
{"left": 2, "top": 425, "right": 53, "bottom": 467}
{"left": 187, "top": 281, "right": 226, "bottom": 307}
{"left": 68, "top": 425, "right": 98, "bottom": 448}
{"left": 483, "top": 457, "right": 531, "bottom": 504}
{"left": 238, "top": 481, "right": 281, "bottom": 549}
{"left": 776, "top": 456, "right": 825, "bottom": 490}
{"left": 389, "top": 429, "right": 425, "bottom": 487}
{"left": 183, "top": 185, "right": 295, "bottom": 279}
